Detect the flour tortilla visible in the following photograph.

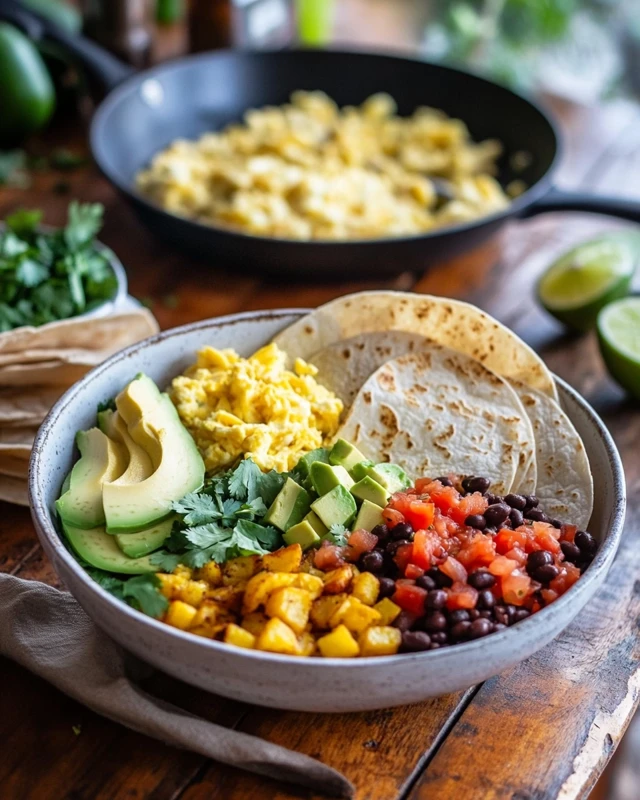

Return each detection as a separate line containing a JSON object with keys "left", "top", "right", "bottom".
{"left": 511, "top": 383, "right": 593, "bottom": 529}
{"left": 0, "top": 475, "right": 28, "bottom": 506}
{"left": 0, "top": 426, "right": 38, "bottom": 445}
{"left": 0, "top": 444, "right": 30, "bottom": 479}
{"left": 336, "top": 344, "right": 535, "bottom": 495}
{"left": 274, "top": 291, "right": 557, "bottom": 399}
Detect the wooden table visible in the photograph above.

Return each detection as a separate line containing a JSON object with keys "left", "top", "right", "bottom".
{"left": 2, "top": 92, "right": 640, "bottom": 800}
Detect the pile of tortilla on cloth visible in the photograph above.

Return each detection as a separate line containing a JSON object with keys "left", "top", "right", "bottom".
{"left": 0, "top": 309, "right": 158, "bottom": 505}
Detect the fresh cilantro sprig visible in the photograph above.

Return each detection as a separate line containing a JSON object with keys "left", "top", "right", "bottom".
{"left": 326, "top": 524, "right": 349, "bottom": 547}
{"left": 86, "top": 569, "right": 168, "bottom": 619}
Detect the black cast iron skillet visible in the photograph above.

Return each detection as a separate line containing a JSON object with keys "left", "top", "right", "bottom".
{"left": 3, "top": 0, "right": 639, "bottom": 279}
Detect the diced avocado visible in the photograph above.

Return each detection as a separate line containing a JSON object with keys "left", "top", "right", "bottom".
{"left": 295, "top": 447, "right": 330, "bottom": 479}
{"left": 367, "top": 463, "right": 412, "bottom": 493}
{"left": 102, "top": 375, "right": 205, "bottom": 534}
{"left": 56, "top": 428, "right": 127, "bottom": 529}
{"left": 62, "top": 521, "right": 156, "bottom": 574}
{"left": 351, "top": 476, "right": 390, "bottom": 507}
{"left": 311, "top": 484, "right": 357, "bottom": 529}
{"left": 114, "top": 516, "right": 174, "bottom": 558}
{"left": 264, "top": 477, "right": 311, "bottom": 532}
{"left": 351, "top": 459, "right": 375, "bottom": 481}
{"left": 354, "top": 499, "right": 384, "bottom": 532}
{"left": 310, "top": 461, "right": 355, "bottom": 495}
{"left": 329, "top": 439, "right": 367, "bottom": 473}
{"left": 303, "top": 510, "right": 328, "bottom": 536}
{"left": 283, "top": 520, "right": 321, "bottom": 550}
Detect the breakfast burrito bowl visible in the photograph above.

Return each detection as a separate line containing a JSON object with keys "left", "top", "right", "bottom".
{"left": 29, "top": 307, "right": 625, "bottom": 712}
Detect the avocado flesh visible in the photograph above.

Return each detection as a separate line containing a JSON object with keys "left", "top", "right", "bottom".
{"left": 116, "top": 374, "right": 165, "bottom": 469}
{"left": 63, "top": 522, "right": 156, "bottom": 574}
{"left": 354, "top": 499, "right": 384, "bottom": 532}
{"left": 311, "top": 484, "right": 357, "bottom": 529}
{"left": 310, "top": 461, "right": 355, "bottom": 495}
{"left": 350, "top": 459, "right": 375, "bottom": 481}
{"left": 283, "top": 520, "right": 321, "bottom": 550}
{"left": 114, "top": 516, "right": 174, "bottom": 558}
{"left": 329, "top": 439, "right": 367, "bottom": 473}
{"left": 351, "top": 476, "right": 390, "bottom": 507}
{"left": 108, "top": 412, "right": 154, "bottom": 485}
{"left": 295, "top": 447, "right": 330, "bottom": 479}
{"left": 303, "top": 510, "right": 328, "bottom": 536}
{"left": 55, "top": 428, "right": 127, "bottom": 529}
{"left": 264, "top": 477, "right": 311, "bottom": 532}
{"left": 103, "top": 375, "right": 205, "bottom": 534}
{"left": 367, "top": 463, "right": 411, "bottom": 493}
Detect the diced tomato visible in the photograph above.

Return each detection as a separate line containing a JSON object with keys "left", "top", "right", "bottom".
{"left": 531, "top": 521, "right": 561, "bottom": 553}
{"left": 412, "top": 529, "right": 439, "bottom": 569}
{"left": 388, "top": 492, "right": 414, "bottom": 515}
{"left": 429, "top": 483, "right": 461, "bottom": 515}
{"left": 405, "top": 563, "right": 425, "bottom": 580}
{"left": 495, "top": 527, "right": 528, "bottom": 555}
{"left": 541, "top": 588, "right": 559, "bottom": 605}
{"left": 405, "top": 500, "right": 435, "bottom": 531}
{"left": 345, "top": 529, "right": 378, "bottom": 561}
{"left": 560, "top": 524, "right": 578, "bottom": 543}
{"left": 313, "top": 541, "right": 344, "bottom": 571}
{"left": 456, "top": 533, "right": 496, "bottom": 570}
{"left": 488, "top": 555, "right": 519, "bottom": 577}
{"left": 415, "top": 477, "right": 443, "bottom": 494}
{"left": 530, "top": 600, "right": 542, "bottom": 613}
{"left": 449, "top": 492, "right": 489, "bottom": 525}
{"left": 382, "top": 507, "right": 405, "bottom": 528}
{"left": 440, "top": 556, "right": 467, "bottom": 584}
{"left": 446, "top": 582, "right": 478, "bottom": 610}
{"left": 393, "top": 582, "right": 427, "bottom": 615}
{"left": 501, "top": 569, "right": 532, "bottom": 606}
{"left": 549, "top": 562, "right": 581, "bottom": 595}
{"left": 504, "top": 547, "right": 527, "bottom": 567}
{"left": 393, "top": 543, "right": 414, "bottom": 572}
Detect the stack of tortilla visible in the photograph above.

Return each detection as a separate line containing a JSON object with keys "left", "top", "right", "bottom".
{"left": 0, "top": 308, "right": 158, "bottom": 506}
{"left": 274, "top": 291, "right": 594, "bottom": 530}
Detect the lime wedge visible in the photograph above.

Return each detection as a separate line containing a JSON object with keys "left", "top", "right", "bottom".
{"left": 598, "top": 297, "right": 640, "bottom": 399}
{"left": 537, "top": 233, "right": 639, "bottom": 332}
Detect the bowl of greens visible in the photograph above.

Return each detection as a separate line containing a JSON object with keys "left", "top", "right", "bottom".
{"left": 0, "top": 201, "right": 127, "bottom": 332}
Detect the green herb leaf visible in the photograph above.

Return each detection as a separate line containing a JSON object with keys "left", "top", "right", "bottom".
{"left": 64, "top": 202, "right": 104, "bottom": 251}
{"left": 172, "top": 492, "right": 221, "bottom": 525}
{"left": 121, "top": 574, "right": 168, "bottom": 618}
{"left": 6, "top": 209, "right": 42, "bottom": 237}
{"left": 257, "top": 469, "right": 286, "bottom": 506}
{"left": 326, "top": 524, "right": 349, "bottom": 547}
{"left": 228, "top": 458, "right": 261, "bottom": 501}
{"left": 97, "top": 397, "right": 117, "bottom": 413}
{"left": 150, "top": 551, "right": 182, "bottom": 572}
{"left": 16, "top": 258, "right": 48, "bottom": 288}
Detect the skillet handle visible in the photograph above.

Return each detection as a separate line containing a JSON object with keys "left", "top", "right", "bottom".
{"left": 522, "top": 186, "right": 640, "bottom": 224}
{"left": 0, "top": 0, "right": 133, "bottom": 92}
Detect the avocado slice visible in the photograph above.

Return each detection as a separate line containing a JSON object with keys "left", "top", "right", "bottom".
{"left": 311, "top": 484, "right": 357, "bottom": 529}
{"left": 351, "top": 459, "right": 375, "bottom": 481}
{"left": 367, "top": 463, "right": 411, "bottom": 493}
{"left": 303, "top": 510, "right": 328, "bottom": 536}
{"left": 114, "top": 516, "right": 175, "bottom": 558}
{"left": 354, "top": 499, "right": 384, "bottom": 532}
{"left": 56, "top": 428, "right": 127, "bottom": 529}
{"left": 264, "top": 477, "right": 311, "bottom": 532}
{"left": 107, "top": 411, "right": 154, "bottom": 485}
{"left": 283, "top": 520, "right": 321, "bottom": 550}
{"left": 310, "top": 461, "right": 355, "bottom": 495}
{"left": 295, "top": 447, "right": 330, "bottom": 480}
{"left": 63, "top": 522, "right": 156, "bottom": 574}
{"left": 103, "top": 375, "right": 205, "bottom": 534}
{"left": 329, "top": 439, "right": 367, "bottom": 473}
{"left": 351, "top": 476, "right": 390, "bottom": 507}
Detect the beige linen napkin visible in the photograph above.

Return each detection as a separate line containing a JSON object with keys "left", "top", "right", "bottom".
{"left": 0, "top": 573, "right": 354, "bottom": 798}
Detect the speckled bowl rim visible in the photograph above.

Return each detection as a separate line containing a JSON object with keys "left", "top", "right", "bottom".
{"left": 29, "top": 309, "right": 627, "bottom": 670}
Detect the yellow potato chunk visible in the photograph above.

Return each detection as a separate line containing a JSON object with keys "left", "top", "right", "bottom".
{"left": 165, "top": 600, "right": 197, "bottom": 630}
{"left": 173, "top": 564, "right": 193, "bottom": 580}
{"left": 241, "top": 611, "right": 270, "bottom": 636}
{"left": 341, "top": 599, "right": 382, "bottom": 635}
{"left": 195, "top": 561, "right": 223, "bottom": 587}
{"left": 189, "top": 600, "right": 232, "bottom": 638}
{"left": 359, "top": 626, "right": 402, "bottom": 657}
{"left": 256, "top": 617, "right": 301, "bottom": 655}
{"left": 317, "top": 624, "right": 360, "bottom": 658}
{"left": 374, "top": 597, "right": 402, "bottom": 626}
{"left": 224, "top": 623, "right": 256, "bottom": 649}
{"left": 261, "top": 544, "right": 302, "bottom": 573}
{"left": 322, "top": 565, "right": 354, "bottom": 594}
{"left": 177, "top": 580, "right": 208, "bottom": 607}
{"left": 157, "top": 573, "right": 189, "bottom": 600}
{"left": 351, "top": 572, "right": 380, "bottom": 606}
{"left": 327, "top": 596, "right": 355, "bottom": 629}
{"left": 265, "top": 586, "right": 312, "bottom": 635}
{"left": 310, "top": 593, "right": 350, "bottom": 630}
{"left": 298, "top": 631, "right": 316, "bottom": 656}
{"left": 222, "top": 555, "right": 260, "bottom": 586}
{"left": 242, "top": 572, "right": 298, "bottom": 613}
{"left": 206, "top": 585, "right": 244, "bottom": 612}
{"left": 292, "top": 572, "right": 324, "bottom": 599}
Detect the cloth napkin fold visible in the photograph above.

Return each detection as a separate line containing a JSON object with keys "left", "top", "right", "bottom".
{"left": 0, "top": 573, "right": 354, "bottom": 798}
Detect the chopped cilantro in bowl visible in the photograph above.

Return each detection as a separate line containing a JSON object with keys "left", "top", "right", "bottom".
{"left": 0, "top": 201, "right": 126, "bottom": 331}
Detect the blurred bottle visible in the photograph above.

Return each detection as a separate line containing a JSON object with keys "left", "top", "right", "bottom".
{"left": 295, "top": 0, "right": 335, "bottom": 46}
{"left": 82, "top": 0, "right": 153, "bottom": 68}
{"left": 189, "top": 0, "right": 293, "bottom": 52}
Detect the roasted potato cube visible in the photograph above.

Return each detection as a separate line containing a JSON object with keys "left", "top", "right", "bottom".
{"left": 206, "top": 585, "right": 244, "bottom": 613}
{"left": 177, "top": 580, "right": 208, "bottom": 607}
{"left": 222, "top": 555, "right": 260, "bottom": 586}
{"left": 223, "top": 623, "right": 256, "bottom": 649}
{"left": 241, "top": 611, "right": 270, "bottom": 636}
{"left": 327, "top": 596, "right": 356, "bottom": 629}
{"left": 165, "top": 600, "right": 197, "bottom": 631}
{"left": 195, "top": 561, "right": 223, "bottom": 587}
{"left": 157, "top": 573, "right": 189, "bottom": 600}
{"left": 189, "top": 600, "right": 232, "bottom": 638}
{"left": 256, "top": 617, "right": 301, "bottom": 655}
{"left": 310, "top": 593, "right": 350, "bottom": 630}
{"left": 322, "top": 565, "right": 354, "bottom": 594}
{"left": 298, "top": 631, "right": 317, "bottom": 656}
{"left": 341, "top": 599, "right": 382, "bottom": 634}
{"left": 265, "top": 586, "right": 312, "bottom": 635}
{"left": 292, "top": 573, "right": 324, "bottom": 599}
{"left": 359, "top": 626, "right": 402, "bottom": 656}
{"left": 242, "top": 572, "right": 298, "bottom": 613}
{"left": 351, "top": 572, "right": 380, "bottom": 606}
{"left": 317, "top": 624, "right": 360, "bottom": 658}
{"left": 261, "top": 544, "right": 302, "bottom": 573}
{"left": 374, "top": 597, "right": 402, "bottom": 626}
{"left": 300, "top": 552, "right": 325, "bottom": 577}
{"left": 173, "top": 564, "right": 193, "bottom": 580}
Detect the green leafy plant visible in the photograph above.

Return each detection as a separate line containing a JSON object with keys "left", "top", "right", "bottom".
{"left": 86, "top": 569, "right": 168, "bottom": 618}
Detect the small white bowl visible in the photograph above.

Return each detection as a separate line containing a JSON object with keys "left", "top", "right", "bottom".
{"left": 29, "top": 310, "right": 626, "bottom": 712}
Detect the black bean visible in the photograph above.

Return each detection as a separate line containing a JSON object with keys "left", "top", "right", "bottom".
{"left": 560, "top": 541, "right": 581, "bottom": 563}
{"left": 462, "top": 476, "right": 491, "bottom": 495}
{"left": 427, "top": 567, "right": 453, "bottom": 588}
{"left": 494, "top": 606, "right": 509, "bottom": 625}
{"left": 465, "top": 513, "right": 487, "bottom": 531}
{"left": 448, "top": 609, "right": 470, "bottom": 624}
{"left": 435, "top": 476, "right": 453, "bottom": 487}
{"left": 505, "top": 604, "right": 517, "bottom": 622}
{"left": 527, "top": 509, "right": 549, "bottom": 523}
{"left": 533, "top": 564, "right": 560, "bottom": 584}
{"left": 391, "top": 522, "right": 414, "bottom": 541}
{"left": 492, "top": 623, "right": 507, "bottom": 633}
{"left": 416, "top": 574, "right": 437, "bottom": 591}
{"left": 386, "top": 539, "right": 410, "bottom": 556}
{"left": 476, "top": 589, "right": 495, "bottom": 610}
{"left": 401, "top": 631, "right": 431, "bottom": 652}
{"left": 393, "top": 611, "right": 418, "bottom": 632}
{"left": 484, "top": 503, "right": 511, "bottom": 528}
{"left": 550, "top": 518, "right": 563, "bottom": 529}
{"left": 423, "top": 611, "right": 448, "bottom": 633}
{"left": 361, "top": 550, "right": 384, "bottom": 573}
{"left": 479, "top": 610, "right": 493, "bottom": 619}
{"left": 425, "top": 589, "right": 447, "bottom": 610}
{"left": 469, "top": 618, "right": 492, "bottom": 639}
{"left": 524, "top": 495, "right": 539, "bottom": 509}
{"left": 430, "top": 631, "right": 449, "bottom": 644}
{"left": 468, "top": 609, "right": 481, "bottom": 621}
{"left": 371, "top": 523, "right": 390, "bottom": 544}
{"left": 450, "top": 621, "right": 472, "bottom": 639}
{"left": 378, "top": 577, "right": 396, "bottom": 598}
{"left": 486, "top": 493, "right": 501, "bottom": 506}
{"left": 468, "top": 569, "right": 495, "bottom": 590}
{"left": 513, "top": 608, "right": 531, "bottom": 623}
{"left": 526, "top": 550, "right": 553, "bottom": 574}
{"left": 575, "top": 530, "right": 597, "bottom": 556}
{"left": 504, "top": 493, "right": 527, "bottom": 510}
{"left": 509, "top": 508, "right": 524, "bottom": 528}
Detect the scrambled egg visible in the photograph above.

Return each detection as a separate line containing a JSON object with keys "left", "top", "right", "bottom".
{"left": 170, "top": 343, "right": 343, "bottom": 473}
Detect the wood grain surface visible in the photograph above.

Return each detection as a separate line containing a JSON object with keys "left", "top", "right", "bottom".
{"left": 1, "top": 66, "right": 639, "bottom": 800}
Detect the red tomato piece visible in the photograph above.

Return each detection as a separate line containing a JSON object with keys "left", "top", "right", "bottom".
{"left": 382, "top": 507, "right": 405, "bottom": 528}
{"left": 412, "top": 529, "right": 439, "bottom": 569}
{"left": 532, "top": 521, "right": 561, "bottom": 553}
{"left": 313, "top": 542, "right": 344, "bottom": 571}
{"left": 345, "top": 529, "right": 378, "bottom": 561}
{"left": 405, "top": 501, "right": 435, "bottom": 531}
{"left": 393, "top": 582, "right": 427, "bottom": 615}
{"left": 394, "top": 543, "right": 414, "bottom": 572}
{"left": 456, "top": 533, "right": 496, "bottom": 569}
{"left": 449, "top": 492, "right": 489, "bottom": 524}
{"left": 560, "top": 523, "right": 578, "bottom": 543}
{"left": 504, "top": 547, "right": 527, "bottom": 567}
{"left": 440, "top": 556, "right": 467, "bottom": 584}
{"left": 488, "top": 555, "right": 519, "bottom": 577}
{"left": 549, "top": 563, "right": 581, "bottom": 595}
{"left": 501, "top": 570, "right": 532, "bottom": 606}
{"left": 428, "top": 484, "right": 461, "bottom": 515}
{"left": 541, "top": 588, "right": 559, "bottom": 605}
{"left": 495, "top": 527, "right": 528, "bottom": 555}
{"left": 446, "top": 582, "right": 478, "bottom": 610}
{"left": 405, "top": 563, "right": 425, "bottom": 580}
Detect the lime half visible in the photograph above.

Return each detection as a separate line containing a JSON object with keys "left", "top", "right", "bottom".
{"left": 598, "top": 296, "right": 640, "bottom": 399}
{"left": 537, "top": 233, "right": 639, "bottom": 332}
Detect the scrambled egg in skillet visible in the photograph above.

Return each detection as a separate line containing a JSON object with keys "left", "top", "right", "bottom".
{"left": 170, "top": 344, "right": 343, "bottom": 473}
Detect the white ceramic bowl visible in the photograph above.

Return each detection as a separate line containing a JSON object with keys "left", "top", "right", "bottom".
{"left": 29, "top": 311, "right": 626, "bottom": 712}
